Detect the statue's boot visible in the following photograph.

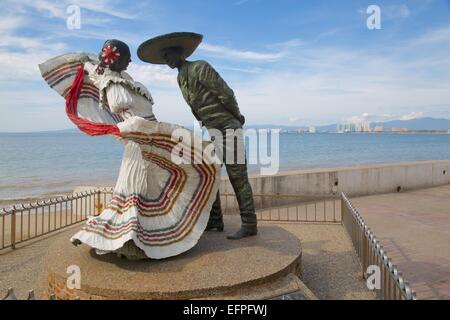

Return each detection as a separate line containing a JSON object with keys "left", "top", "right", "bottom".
{"left": 71, "top": 239, "right": 82, "bottom": 246}
{"left": 227, "top": 225, "right": 257, "bottom": 240}
{"left": 206, "top": 191, "right": 224, "bottom": 232}
{"left": 113, "top": 240, "right": 148, "bottom": 260}
{"left": 224, "top": 164, "right": 257, "bottom": 240}
{"left": 205, "top": 219, "right": 224, "bottom": 232}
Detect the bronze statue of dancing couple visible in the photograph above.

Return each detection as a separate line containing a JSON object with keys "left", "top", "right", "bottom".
{"left": 40, "top": 32, "right": 257, "bottom": 260}
{"left": 138, "top": 32, "right": 257, "bottom": 240}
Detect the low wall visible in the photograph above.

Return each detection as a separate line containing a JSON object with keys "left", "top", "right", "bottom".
{"left": 76, "top": 160, "right": 450, "bottom": 211}
{"left": 220, "top": 160, "right": 450, "bottom": 198}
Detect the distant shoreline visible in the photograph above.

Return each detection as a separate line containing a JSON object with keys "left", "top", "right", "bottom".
{"left": 2, "top": 130, "right": 450, "bottom": 135}
{"left": 2, "top": 116, "right": 450, "bottom": 134}
{"left": 0, "top": 184, "right": 113, "bottom": 209}
{"left": 279, "top": 131, "right": 450, "bottom": 135}
{"left": 337, "top": 131, "right": 450, "bottom": 135}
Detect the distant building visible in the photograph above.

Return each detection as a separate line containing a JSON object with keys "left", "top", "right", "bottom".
{"left": 373, "top": 125, "right": 383, "bottom": 133}
{"left": 391, "top": 128, "right": 409, "bottom": 133}
{"left": 337, "top": 121, "right": 371, "bottom": 133}
{"left": 337, "top": 123, "right": 350, "bottom": 133}
{"left": 362, "top": 122, "right": 371, "bottom": 132}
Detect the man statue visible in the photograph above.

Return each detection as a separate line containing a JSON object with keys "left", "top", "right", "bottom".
{"left": 138, "top": 32, "right": 257, "bottom": 240}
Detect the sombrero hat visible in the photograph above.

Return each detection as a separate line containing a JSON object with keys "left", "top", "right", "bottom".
{"left": 138, "top": 32, "right": 203, "bottom": 64}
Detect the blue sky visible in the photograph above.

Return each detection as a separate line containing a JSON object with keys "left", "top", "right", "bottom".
{"left": 1, "top": 0, "right": 450, "bottom": 132}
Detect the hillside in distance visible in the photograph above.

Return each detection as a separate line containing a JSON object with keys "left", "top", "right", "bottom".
{"left": 3, "top": 117, "right": 450, "bottom": 134}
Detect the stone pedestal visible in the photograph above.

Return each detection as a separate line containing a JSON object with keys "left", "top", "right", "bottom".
{"left": 45, "top": 216, "right": 313, "bottom": 300}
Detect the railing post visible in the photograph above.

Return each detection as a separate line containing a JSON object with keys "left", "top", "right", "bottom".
{"left": 95, "top": 190, "right": 103, "bottom": 216}
{"left": 11, "top": 210, "right": 16, "bottom": 249}
{"left": 339, "top": 192, "right": 417, "bottom": 300}
{"left": 362, "top": 232, "right": 368, "bottom": 279}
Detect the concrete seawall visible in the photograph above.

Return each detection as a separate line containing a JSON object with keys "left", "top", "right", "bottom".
{"left": 76, "top": 160, "right": 450, "bottom": 211}
{"left": 220, "top": 160, "right": 450, "bottom": 198}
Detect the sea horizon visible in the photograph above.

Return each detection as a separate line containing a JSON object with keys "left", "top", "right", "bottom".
{"left": 2, "top": 116, "right": 450, "bottom": 134}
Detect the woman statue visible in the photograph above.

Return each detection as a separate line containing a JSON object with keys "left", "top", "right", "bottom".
{"left": 39, "top": 40, "right": 220, "bottom": 260}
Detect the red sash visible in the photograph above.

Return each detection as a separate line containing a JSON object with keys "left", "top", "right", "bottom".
{"left": 65, "top": 65, "right": 120, "bottom": 136}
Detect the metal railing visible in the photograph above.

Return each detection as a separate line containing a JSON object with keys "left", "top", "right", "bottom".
{"left": 0, "top": 188, "right": 113, "bottom": 251}
{"left": 0, "top": 190, "right": 340, "bottom": 252}
{"left": 1, "top": 188, "right": 417, "bottom": 300}
{"left": 341, "top": 192, "right": 417, "bottom": 300}
{"left": 222, "top": 193, "right": 342, "bottom": 223}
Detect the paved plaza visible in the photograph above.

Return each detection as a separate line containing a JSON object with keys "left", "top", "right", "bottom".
{"left": 352, "top": 184, "right": 450, "bottom": 300}
{"left": 0, "top": 220, "right": 373, "bottom": 300}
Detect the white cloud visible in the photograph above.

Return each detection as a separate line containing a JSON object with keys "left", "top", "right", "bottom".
{"left": 19, "top": 0, "right": 66, "bottom": 18}
{"left": 0, "top": 35, "right": 66, "bottom": 51}
{"left": 384, "top": 4, "right": 411, "bottom": 19}
{"left": 229, "top": 27, "right": 450, "bottom": 126}
{"left": 234, "top": 65, "right": 450, "bottom": 125}
{"left": 347, "top": 115, "right": 364, "bottom": 124}
{"left": 199, "top": 43, "right": 284, "bottom": 61}
{"left": 342, "top": 112, "right": 426, "bottom": 125}
{"left": 400, "top": 112, "right": 424, "bottom": 121}
{"left": 411, "top": 26, "right": 450, "bottom": 46}
{"left": 73, "top": 0, "right": 138, "bottom": 19}
{"left": 0, "top": 0, "right": 142, "bottom": 81}
{"left": 0, "top": 16, "right": 24, "bottom": 32}
{"left": 216, "top": 65, "right": 263, "bottom": 73}
{"left": 271, "top": 38, "right": 305, "bottom": 49}
{"left": 358, "top": 4, "right": 410, "bottom": 21}
{"left": 1, "top": 2, "right": 450, "bottom": 131}
{"left": 127, "top": 64, "right": 178, "bottom": 88}
{"left": 0, "top": 14, "right": 67, "bottom": 81}
{"left": 315, "top": 29, "right": 340, "bottom": 41}
{"left": 0, "top": 49, "right": 63, "bottom": 80}
{"left": 3, "top": 0, "right": 138, "bottom": 20}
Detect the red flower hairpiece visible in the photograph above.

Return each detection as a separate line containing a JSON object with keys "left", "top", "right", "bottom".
{"left": 101, "top": 45, "right": 120, "bottom": 65}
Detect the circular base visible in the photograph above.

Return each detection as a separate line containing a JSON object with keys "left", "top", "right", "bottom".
{"left": 45, "top": 216, "right": 303, "bottom": 300}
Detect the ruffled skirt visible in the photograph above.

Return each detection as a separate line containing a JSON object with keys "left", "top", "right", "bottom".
{"left": 71, "top": 117, "right": 220, "bottom": 259}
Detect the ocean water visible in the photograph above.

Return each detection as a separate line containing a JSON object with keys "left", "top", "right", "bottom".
{"left": 0, "top": 131, "right": 122, "bottom": 201}
{"left": 1, "top": 131, "right": 450, "bottom": 201}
